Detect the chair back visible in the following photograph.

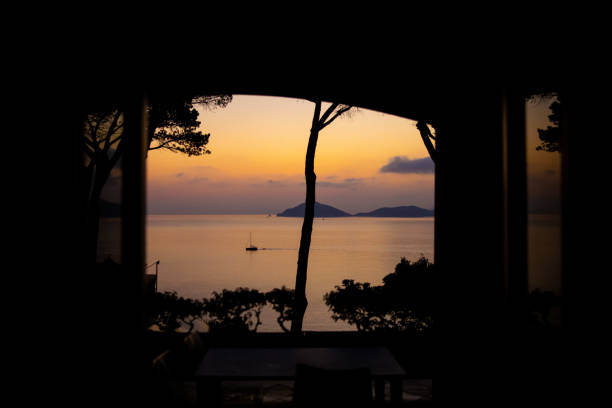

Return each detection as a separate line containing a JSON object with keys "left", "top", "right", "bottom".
{"left": 293, "top": 363, "right": 373, "bottom": 407}
{"left": 176, "top": 331, "right": 206, "bottom": 376}
{"left": 184, "top": 332, "right": 206, "bottom": 360}
{"left": 151, "top": 349, "right": 197, "bottom": 406}
{"left": 150, "top": 350, "right": 179, "bottom": 404}
{"left": 152, "top": 350, "right": 177, "bottom": 377}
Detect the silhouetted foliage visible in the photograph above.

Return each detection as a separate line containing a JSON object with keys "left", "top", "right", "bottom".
{"left": 147, "top": 94, "right": 232, "bottom": 156}
{"left": 146, "top": 291, "right": 205, "bottom": 333}
{"left": 536, "top": 96, "right": 562, "bottom": 153}
{"left": 382, "top": 257, "right": 434, "bottom": 325}
{"left": 202, "top": 288, "right": 268, "bottom": 334}
{"left": 81, "top": 94, "right": 231, "bottom": 263}
{"left": 144, "top": 286, "right": 298, "bottom": 333}
{"left": 265, "top": 286, "right": 295, "bottom": 333}
{"left": 324, "top": 257, "right": 434, "bottom": 332}
{"left": 324, "top": 280, "right": 388, "bottom": 331}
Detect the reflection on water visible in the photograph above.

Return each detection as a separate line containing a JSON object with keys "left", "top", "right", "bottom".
{"left": 528, "top": 214, "right": 561, "bottom": 294}
{"left": 146, "top": 214, "right": 434, "bottom": 332}
{"left": 97, "top": 217, "right": 121, "bottom": 263}
{"left": 526, "top": 94, "right": 563, "bottom": 327}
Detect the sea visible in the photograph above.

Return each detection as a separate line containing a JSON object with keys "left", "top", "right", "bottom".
{"left": 146, "top": 214, "right": 434, "bottom": 332}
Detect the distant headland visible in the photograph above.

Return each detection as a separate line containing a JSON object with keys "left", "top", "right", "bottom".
{"left": 277, "top": 202, "right": 434, "bottom": 218}
{"left": 354, "top": 206, "right": 434, "bottom": 217}
{"left": 277, "top": 202, "right": 352, "bottom": 218}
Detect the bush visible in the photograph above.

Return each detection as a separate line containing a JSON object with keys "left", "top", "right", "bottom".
{"left": 146, "top": 291, "right": 205, "bottom": 333}
{"left": 265, "top": 286, "right": 295, "bottom": 333}
{"left": 202, "top": 288, "right": 268, "bottom": 334}
{"left": 145, "top": 287, "right": 296, "bottom": 334}
{"left": 324, "top": 256, "right": 434, "bottom": 333}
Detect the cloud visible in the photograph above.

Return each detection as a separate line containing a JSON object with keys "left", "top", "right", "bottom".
{"left": 318, "top": 178, "right": 364, "bottom": 189}
{"left": 266, "top": 180, "right": 287, "bottom": 187}
{"left": 246, "top": 179, "right": 297, "bottom": 188}
{"left": 176, "top": 173, "right": 184, "bottom": 178}
{"left": 187, "top": 176, "right": 209, "bottom": 184}
{"left": 379, "top": 156, "right": 434, "bottom": 174}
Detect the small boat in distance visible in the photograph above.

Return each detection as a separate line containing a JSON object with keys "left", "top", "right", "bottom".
{"left": 246, "top": 232, "right": 258, "bottom": 251}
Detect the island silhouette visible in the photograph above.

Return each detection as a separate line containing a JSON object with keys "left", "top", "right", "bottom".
{"left": 277, "top": 202, "right": 434, "bottom": 218}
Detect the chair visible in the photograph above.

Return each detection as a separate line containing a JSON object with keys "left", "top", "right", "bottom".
{"left": 151, "top": 349, "right": 197, "bottom": 406}
{"left": 184, "top": 331, "right": 206, "bottom": 361}
{"left": 293, "top": 363, "right": 373, "bottom": 407}
{"left": 177, "top": 331, "right": 206, "bottom": 377}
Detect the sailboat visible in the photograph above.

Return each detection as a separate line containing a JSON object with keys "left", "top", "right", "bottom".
{"left": 246, "top": 232, "right": 258, "bottom": 251}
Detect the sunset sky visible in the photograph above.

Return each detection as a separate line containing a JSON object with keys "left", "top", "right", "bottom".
{"left": 146, "top": 94, "right": 436, "bottom": 215}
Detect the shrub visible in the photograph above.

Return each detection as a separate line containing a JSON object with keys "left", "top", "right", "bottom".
{"left": 202, "top": 288, "right": 267, "bottom": 334}
{"left": 324, "top": 256, "right": 434, "bottom": 333}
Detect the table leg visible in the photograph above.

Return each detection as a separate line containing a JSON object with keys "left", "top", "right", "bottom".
{"left": 197, "top": 377, "right": 222, "bottom": 407}
{"left": 390, "top": 377, "right": 403, "bottom": 406}
{"left": 375, "top": 378, "right": 385, "bottom": 403}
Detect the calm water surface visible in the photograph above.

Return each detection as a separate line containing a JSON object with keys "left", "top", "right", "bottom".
{"left": 146, "top": 214, "right": 434, "bottom": 332}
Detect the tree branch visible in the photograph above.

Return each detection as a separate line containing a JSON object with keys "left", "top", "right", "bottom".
{"left": 318, "top": 103, "right": 339, "bottom": 127}
{"left": 103, "top": 111, "right": 122, "bottom": 153}
{"left": 108, "top": 134, "right": 123, "bottom": 147}
{"left": 85, "top": 118, "right": 102, "bottom": 154}
{"left": 82, "top": 142, "right": 95, "bottom": 157}
{"left": 85, "top": 116, "right": 96, "bottom": 139}
{"left": 108, "top": 139, "right": 124, "bottom": 170}
{"left": 277, "top": 316, "right": 289, "bottom": 333}
{"left": 147, "top": 144, "right": 165, "bottom": 151}
{"left": 320, "top": 105, "right": 352, "bottom": 130}
{"left": 416, "top": 120, "right": 438, "bottom": 163}
{"left": 112, "top": 122, "right": 124, "bottom": 134}
{"left": 83, "top": 136, "right": 97, "bottom": 152}
{"left": 90, "top": 115, "right": 104, "bottom": 144}
{"left": 148, "top": 133, "right": 185, "bottom": 152}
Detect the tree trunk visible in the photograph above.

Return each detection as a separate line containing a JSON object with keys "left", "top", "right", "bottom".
{"left": 85, "top": 163, "right": 109, "bottom": 264}
{"left": 277, "top": 316, "right": 290, "bottom": 333}
{"left": 85, "top": 197, "right": 101, "bottom": 264}
{"left": 291, "top": 102, "right": 321, "bottom": 333}
{"left": 85, "top": 152, "right": 121, "bottom": 264}
{"left": 416, "top": 121, "right": 437, "bottom": 164}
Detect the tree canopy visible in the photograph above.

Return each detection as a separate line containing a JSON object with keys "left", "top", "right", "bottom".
{"left": 147, "top": 94, "right": 232, "bottom": 156}
{"left": 146, "top": 291, "right": 205, "bottom": 333}
{"left": 324, "top": 256, "right": 434, "bottom": 332}
{"left": 202, "top": 288, "right": 268, "bottom": 334}
{"left": 144, "top": 286, "right": 296, "bottom": 334}
{"left": 265, "top": 286, "right": 295, "bottom": 333}
{"left": 81, "top": 93, "right": 231, "bottom": 263}
{"left": 536, "top": 96, "right": 562, "bottom": 153}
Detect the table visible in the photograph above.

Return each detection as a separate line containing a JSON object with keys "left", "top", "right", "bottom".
{"left": 195, "top": 346, "right": 406, "bottom": 406}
